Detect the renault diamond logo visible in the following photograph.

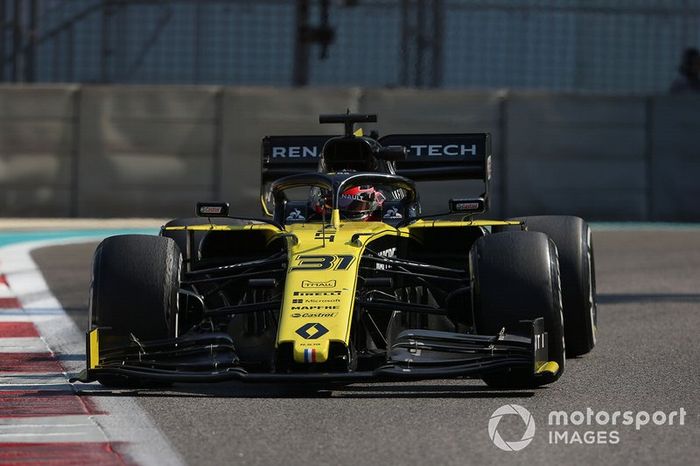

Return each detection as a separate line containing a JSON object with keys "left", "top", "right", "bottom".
{"left": 295, "top": 323, "right": 329, "bottom": 340}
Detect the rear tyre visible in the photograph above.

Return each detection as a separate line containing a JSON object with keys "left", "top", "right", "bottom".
{"left": 509, "top": 216, "right": 596, "bottom": 357}
{"left": 470, "top": 231, "right": 565, "bottom": 388}
{"left": 90, "top": 235, "right": 181, "bottom": 387}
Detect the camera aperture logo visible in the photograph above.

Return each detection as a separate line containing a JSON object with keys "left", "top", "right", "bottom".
{"left": 488, "top": 404, "right": 536, "bottom": 452}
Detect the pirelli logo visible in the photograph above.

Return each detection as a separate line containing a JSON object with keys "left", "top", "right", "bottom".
{"left": 293, "top": 291, "right": 342, "bottom": 297}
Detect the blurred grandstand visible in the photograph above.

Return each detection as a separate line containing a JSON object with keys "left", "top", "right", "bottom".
{"left": 1, "top": 0, "right": 699, "bottom": 93}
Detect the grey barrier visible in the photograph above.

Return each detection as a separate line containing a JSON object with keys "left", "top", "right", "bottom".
{"left": 78, "top": 86, "right": 221, "bottom": 217}
{"left": 0, "top": 86, "right": 77, "bottom": 216}
{"left": 0, "top": 84, "right": 697, "bottom": 221}
{"left": 505, "top": 93, "right": 649, "bottom": 221}
{"left": 650, "top": 95, "right": 700, "bottom": 221}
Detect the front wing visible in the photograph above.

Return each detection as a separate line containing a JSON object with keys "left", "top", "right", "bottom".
{"left": 71, "top": 318, "right": 558, "bottom": 384}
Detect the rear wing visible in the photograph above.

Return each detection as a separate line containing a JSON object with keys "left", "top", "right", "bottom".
{"left": 379, "top": 133, "right": 491, "bottom": 184}
{"left": 261, "top": 135, "right": 329, "bottom": 183}
{"left": 261, "top": 133, "right": 491, "bottom": 184}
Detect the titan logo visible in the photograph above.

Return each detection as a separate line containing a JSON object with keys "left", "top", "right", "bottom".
{"left": 295, "top": 323, "right": 329, "bottom": 340}
{"left": 301, "top": 280, "right": 336, "bottom": 288}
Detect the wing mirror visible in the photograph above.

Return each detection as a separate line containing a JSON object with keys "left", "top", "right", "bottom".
{"left": 196, "top": 202, "right": 230, "bottom": 217}
{"left": 449, "top": 197, "right": 485, "bottom": 215}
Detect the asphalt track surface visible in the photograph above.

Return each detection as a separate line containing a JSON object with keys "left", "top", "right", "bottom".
{"left": 32, "top": 230, "right": 700, "bottom": 465}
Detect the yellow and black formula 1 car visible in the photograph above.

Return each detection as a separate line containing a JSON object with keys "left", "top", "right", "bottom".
{"left": 73, "top": 113, "right": 596, "bottom": 389}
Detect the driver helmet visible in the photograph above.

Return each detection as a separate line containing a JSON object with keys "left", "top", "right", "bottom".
{"left": 338, "top": 185, "right": 386, "bottom": 221}
{"left": 310, "top": 185, "right": 386, "bottom": 221}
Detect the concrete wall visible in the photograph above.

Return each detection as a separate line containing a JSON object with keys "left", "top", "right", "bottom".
{"left": 505, "top": 93, "right": 648, "bottom": 220}
{"left": 0, "top": 86, "right": 77, "bottom": 216}
{"left": 649, "top": 95, "right": 700, "bottom": 221}
{"left": 0, "top": 84, "right": 698, "bottom": 221}
{"left": 78, "top": 86, "right": 220, "bottom": 217}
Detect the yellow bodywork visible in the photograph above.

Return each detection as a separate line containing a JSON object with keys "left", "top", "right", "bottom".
{"left": 280, "top": 216, "right": 407, "bottom": 363}
{"left": 88, "top": 328, "right": 100, "bottom": 369}
{"left": 536, "top": 360, "right": 560, "bottom": 376}
{"left": 165, "top": 216, "right": 521, "bottom": 364}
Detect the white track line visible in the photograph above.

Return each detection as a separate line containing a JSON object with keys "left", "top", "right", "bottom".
{"left": 0, "top": 415, "right": 106, "bottom": 443}
{"left": 0, "top": 336, "right": 48, "bottom": 352}
{"left": 0, "top": 371, "right": 73, "bottom": 389}
{"left": 0, "top": 237, "right": 184, "bottom": 464}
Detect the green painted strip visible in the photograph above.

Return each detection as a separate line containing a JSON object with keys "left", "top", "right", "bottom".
{"left": 591, "top": 222, "right": 700, "bottom": 231}
{"left": 0, "top": 229, "right": 158, "bottom": 248}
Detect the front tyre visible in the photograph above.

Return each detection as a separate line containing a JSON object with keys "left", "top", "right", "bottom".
{"left": 510, "top": 216, "right": 597, "bottom": 357}
{"left": 470, "top": 231, "right": 565, "bottom": 388}
{"left": 89, "top": 235, "right": 181, "bottom": 387}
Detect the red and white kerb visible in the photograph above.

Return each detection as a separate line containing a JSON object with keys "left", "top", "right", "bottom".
{"left": 0, "top": 266, "right": 127, "bottom": 464}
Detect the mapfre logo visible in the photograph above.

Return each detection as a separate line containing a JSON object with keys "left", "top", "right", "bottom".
{"left": 488, "top": 404, "right": 536, "bottom": 452}
{"left": 301, "top": 280, "right": 336, "bottom": 288}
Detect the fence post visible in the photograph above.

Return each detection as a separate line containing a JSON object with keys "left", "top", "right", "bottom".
{"left": 0, "top": 0, "right": 5, "bottom": 81}
{"left": 431, "top": 0, "right": 444, "bottom": 88}
{"left": 498, "top": 91, "right": 508, "bottom": 217}
{"left": 399, "top": 0, "right": 409, "bottom": 86}
{"left": 100, "top": 1, "right": 113, "bottom": 83}
{"left": 213, "top": 87, "right": 224, "bottom": 200}
{"left": 293, "top": 0, "right": 310, "bottom": 86}
{"left": 70, "top": 86, "right": 81, "bottom": 217}
{"left": 11, "top": 0, "right": 20, "bottom": 82}
{"left": 24, "top": 0, "right": 37, "bottom": 82}
{"left": 644, "top": 96, "right": 653, "bottom": 221}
